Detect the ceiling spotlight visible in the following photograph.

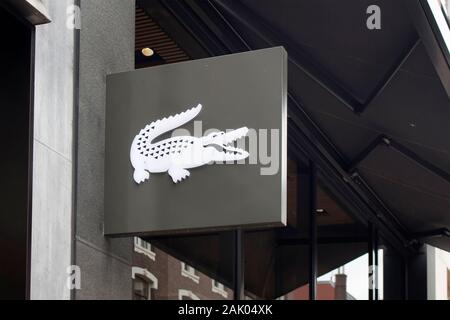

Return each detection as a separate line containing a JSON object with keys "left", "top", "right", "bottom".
{"left": 316, "top": 209, "right": 328, "bottom": 215}
{"left": 141, "top": 47, "right": 154, "bottom": 57}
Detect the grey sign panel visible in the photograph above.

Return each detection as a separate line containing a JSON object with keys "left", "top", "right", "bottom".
{"left": 105, "top": 47, "right": 287, "bottom": 237}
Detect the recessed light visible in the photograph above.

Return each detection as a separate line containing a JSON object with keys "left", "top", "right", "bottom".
{"left": 141, "top": 47, "right": 154, "bottom": 57}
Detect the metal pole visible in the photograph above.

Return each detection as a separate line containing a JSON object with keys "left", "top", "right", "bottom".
{"left": 309, "top": 162, "right": 317, "bottom": 300}
{"left": 233, "top": 229, "right": 244, "bottom": 300}
{"left": 368, "top": 223, "right": 374, "bottom": 300}
{"left": 404, "top": 256, "right": 409, "bottom": 300}
{"left": 374, "top": 228, "right": 379, "bottom": 300}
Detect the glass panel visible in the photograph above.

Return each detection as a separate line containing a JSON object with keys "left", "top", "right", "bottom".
{"left": 133, "top": 234, "right": 234, "bottom": 300}
{"left": 133, "top": 276, "right": 151, "bottom": 300}
{"left": 315, "top": 179, "right": 369, "bottom": 300}
{"left": 273, "top": 158, "right": 311, "bottom": 300}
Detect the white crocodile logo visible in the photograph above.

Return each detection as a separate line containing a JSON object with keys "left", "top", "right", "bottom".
{"left": 130, "top": 104, "right": 249, "bottom": 184}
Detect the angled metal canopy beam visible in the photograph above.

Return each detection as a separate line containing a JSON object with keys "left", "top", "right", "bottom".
{"left": 404, "top": 0, "right": 450, "bottom": 99}
{"left": 360, "top": 39, "right": 421, "bottom": 113}
{"left": 349, "top": 134, "right": 450, "bottom": 184}
{"left": 412, "top": 228, "right": 450, "bottom": 240}
{"left": 210, "top": 0, "right": 360, "bottom": 112}
{"left": 288, "top": 121, "right": 411, "bottom": 253}
{"left": 211, "top": 0, "right": 421, "bottom": 114}
{"left": 278, "top": 236, "right": 368, "bottom": 246}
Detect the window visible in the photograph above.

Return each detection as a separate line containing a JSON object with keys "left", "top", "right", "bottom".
{"left": 134, "top": 237, "right": 156, "bottom": 260}
{"left": 212, "top": 280, "right": 228, "bottom": 298}
{"left": 178, "top": 289, "right": 200, "bottom": 300}
{"left": 132, "top": 267, "right": 158, "bottom": 300}
{"left": 181, "top": 262, "right": 200, "bottom": 283}
{"left": 133, "top": 276, "right": 151, "bottom": 300}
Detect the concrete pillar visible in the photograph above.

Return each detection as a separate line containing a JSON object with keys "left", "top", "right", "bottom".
{"left": 31, "top": 0, "right": 75, "bottom": 300}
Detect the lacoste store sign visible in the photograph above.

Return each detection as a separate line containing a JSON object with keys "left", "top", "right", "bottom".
{"left": 105, "top": 47, "right": 287, "bottom": 236}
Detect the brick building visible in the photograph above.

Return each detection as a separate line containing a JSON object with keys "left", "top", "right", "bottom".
{"left": 132, "top": 237, "right": 232, "bottom": 300}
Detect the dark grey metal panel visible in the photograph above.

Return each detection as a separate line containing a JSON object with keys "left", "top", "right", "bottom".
{"left": 105, "top": 47, "right": 287, "bottom": 236}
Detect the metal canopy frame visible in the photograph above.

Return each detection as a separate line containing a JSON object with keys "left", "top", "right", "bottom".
{"left": 349, "top": 134, "right": 450, "bottom": 184}
{"left": 204, "top": 0, "right": 423, "bottom": 114}
{"left": 158, "top": 0, "right": 418, "bottom": 252}
{"left": 142, "top": 0, "right": 450, "bottom": 300}
{"left": 349, "top": 134, "right": 450, "bottom": 244}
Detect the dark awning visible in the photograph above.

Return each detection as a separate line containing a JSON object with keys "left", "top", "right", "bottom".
{"left": 193, "top": 0, "right": 450, "bottom": 251}
{"left": 139, "top": 0, "right": 450, "bottom": 298}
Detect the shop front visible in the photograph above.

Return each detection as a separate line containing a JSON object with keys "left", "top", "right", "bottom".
{"left": 1, "top": 0, "right": 449, "bottom": 300}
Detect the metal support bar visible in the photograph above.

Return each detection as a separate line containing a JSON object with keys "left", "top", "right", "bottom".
{"left": 374, "top": 228, "right": 379, "bottom": 300}
{"left": 411, "top": 228, "right": 450, "bottom": 240}
{"left": 389, "top": 139, "right": 450, "bottom": 183}
{"left": 278, "top": 236, "right": 368, "bottom": 246}
{"left": 404, "top": 256, "right": 409, "bottom": 300}
{"left": 351, "top": 171, "right": 407, "bottom": 232}
{"left": 212, "top": 0, "right": 420, "bottom": 115}
{"left": 212, "top": 0, "right": 360, "bottom": 112}
{"left": 348, "top": 135, "right": 388, "bottom": 171}
{"left": 289, "top": 121, "right": 411, "bottom": 252}
{"left": 368, "top": 223, "right": 374, "bottom": 300}
{"left": 233, "top": 229, "right": 245, "bottom": 300}
{"left": 350, "top": 134, "right": 450, "bottom": 184}
{"left": 368, "top": 224, "right": 380, "bottom": 300}
{"left": 309, "top": 162, "right": 317, "bottom": 300}
{"left": 359, "top": 39, "right": 421, "bottom": 113}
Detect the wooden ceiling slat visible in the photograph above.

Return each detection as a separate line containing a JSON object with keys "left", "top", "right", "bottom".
{"left": 155, "top": 47, "right": 184, "bottom": 55}
{"left": 136, "top": 25, "right": 159, "bottom": 32}
{"left": 166, "top": 57, "right": 190, "bottom": 63}
{"left": 144, "top": 40, "right": 177, "bottom": 47}
{"left": 135, "top": 34, "right": 169, "bottom": 41}
{"left": 135, "top": 5, "right": 190, "bottom": 65}
{"left": 136, "top": 31, "right": 166, "bottom": 38}
{"left": 161, "top": 52, "right": 188, "bottom": 59}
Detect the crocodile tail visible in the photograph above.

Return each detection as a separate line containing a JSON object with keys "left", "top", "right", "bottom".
{"left": 141, "top": 104, "right": 202, "bottom": 144}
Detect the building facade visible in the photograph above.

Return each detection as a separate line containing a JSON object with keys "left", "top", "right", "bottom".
{"left": 1, "top": 0, "right": 450, "bottom": 300}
